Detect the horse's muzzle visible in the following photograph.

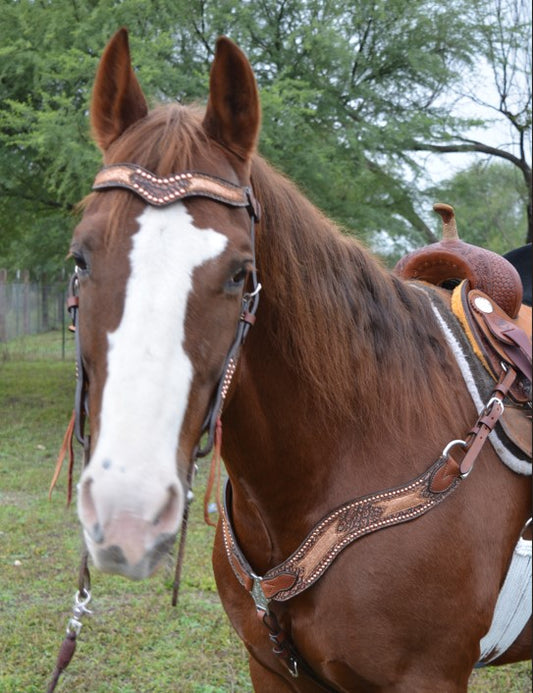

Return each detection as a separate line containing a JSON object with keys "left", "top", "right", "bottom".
{"left": 77, "top": 477, "right": 183, "bottom": 579}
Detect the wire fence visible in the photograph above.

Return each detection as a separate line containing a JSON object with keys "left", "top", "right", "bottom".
{"left": 0, "top": 269, "right": 72, "bottom": 360}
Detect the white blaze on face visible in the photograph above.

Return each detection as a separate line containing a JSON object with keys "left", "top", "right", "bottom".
{"left": 80, "top": 204, "right": 227, "bottom": 543}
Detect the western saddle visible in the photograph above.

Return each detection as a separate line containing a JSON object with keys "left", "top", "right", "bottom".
{"left": 394, "top": 203, "right": 532, "bottom": 458}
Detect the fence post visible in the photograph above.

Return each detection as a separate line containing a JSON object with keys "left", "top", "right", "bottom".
{"left": 22, "top": 270, "right": 30, "bottom": 333}
{"left": 0, "top": 269, "right": 7, "bottom": 342}
{"left": 41, "top": 282, "right": 50, "bottom": 332}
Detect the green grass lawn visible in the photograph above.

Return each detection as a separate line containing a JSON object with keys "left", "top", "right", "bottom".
{"left": 0, "top": 336, "right": 531, "bottom": 691}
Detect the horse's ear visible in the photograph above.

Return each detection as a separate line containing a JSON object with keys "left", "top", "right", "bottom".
{"left": 203, "top": 38, "right": 260, "bottom": 161}
{"left": 90, "top": 28, "right": 148, "bottom": 152}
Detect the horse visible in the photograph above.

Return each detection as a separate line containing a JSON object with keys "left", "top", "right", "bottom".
{"left": 70, "top": 28, "right": 531, "bottom": 692}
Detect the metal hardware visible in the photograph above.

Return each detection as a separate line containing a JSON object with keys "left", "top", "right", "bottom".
{"left": 66, "top": 589, "right": 92, "bottom": 636}
{"left": 441, "top": 439, "right": 467, "bottom": 459}
{"left": 288, "top": 658, "right": 299, "bottom": 677}
{"left": 484, "top": 396, "right": 505, "bottom": 417}
{"left": 473, "top": 296, "right": 493, "bottom": 314}
{"left": 245, "top": 282, "right": 262, "bottom": 299}
{"left": 250, "top": 573, "right": 270, "bottom": 614}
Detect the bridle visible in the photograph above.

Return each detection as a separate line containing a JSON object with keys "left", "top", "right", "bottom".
{"left": 80, "top": 162, "right": 262, "bottom": 588}
{"left": 71, "top": 162, "right": 261, "bottom": 450}
{"left": 47, "top": 163, "right": 261, "bottom": 692}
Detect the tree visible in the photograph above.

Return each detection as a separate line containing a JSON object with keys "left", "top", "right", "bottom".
{"left": 411, "top": 0, "right": 532, "bottom": 243}
{"left": 189, "top": 0, "right": 485, "bottom": 246}
{"left": 425, "top": 161, "right": 528, "bottom": 252}
{"left": 0, "top": 0, "right": 206, "bottom": 277}
{"left": 0, "top": 0, "right": 530, "bottom": 278}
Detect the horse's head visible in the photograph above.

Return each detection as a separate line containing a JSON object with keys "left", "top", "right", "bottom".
{"left": 73, "top": 29, "right": 260, "bottom": 579}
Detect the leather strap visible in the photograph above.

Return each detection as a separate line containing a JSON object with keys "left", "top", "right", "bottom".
{"left": 222, "top": 457, "right": 462, "bottom": 605}
{"left": 93, "top": 163, "right": 261, "bottom": 219}
{"left": 430, "top": 366, "right": 520, "bottom": 490}
{"left": 468, "top": 289, "right": 532, "bottom": 384}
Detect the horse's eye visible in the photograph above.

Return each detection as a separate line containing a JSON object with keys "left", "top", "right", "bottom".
{"left": 71, "top": 250, "right": 89, "bottom": 274}
{"left": 225, "top": 267, "right": 248, "bottom": 293}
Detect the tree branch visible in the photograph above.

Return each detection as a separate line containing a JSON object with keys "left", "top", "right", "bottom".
{"left": 410, "top": 139, "right": 531, "bottom": 184}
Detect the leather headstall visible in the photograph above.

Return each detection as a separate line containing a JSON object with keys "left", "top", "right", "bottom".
{"left": 48, "top": 163, "right": 262, "bottom": 693}
{"left": 63, "top": 163, "right": 261, "bottom": 470}
{"left": 90, "top": 162, "right": 262, "bottom": 452}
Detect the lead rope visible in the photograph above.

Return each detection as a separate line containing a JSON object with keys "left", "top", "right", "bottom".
{"left": 47, "top": 276, "right": 93, "bottom": 693}
{"left": 46, "top": 552, "right": 91, "bottom": 693}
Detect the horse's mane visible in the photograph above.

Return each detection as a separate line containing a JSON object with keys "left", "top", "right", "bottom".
{"left": 250, "top": 156, "right": 458, "bottom": 440}
{"left": 83, "top": 102, "right": 457, "bottom": 442}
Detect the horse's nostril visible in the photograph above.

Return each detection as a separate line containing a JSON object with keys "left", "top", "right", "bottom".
{"left": 79, "top": 477, "right": 98, "bottom": 529}
{"left": 153, "top": 484, "right": 181, "bottom": 531}
{"left": 92, "top": 522, "right": 104, "bottom": 544}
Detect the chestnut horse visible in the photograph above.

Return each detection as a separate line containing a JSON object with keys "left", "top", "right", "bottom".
{"left": 71, "top": 29, "right": 531, "bottom": 691}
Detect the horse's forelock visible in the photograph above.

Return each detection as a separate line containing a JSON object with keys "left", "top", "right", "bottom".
{"left": 80, "top": 104, "right": 215, "bottom": 240}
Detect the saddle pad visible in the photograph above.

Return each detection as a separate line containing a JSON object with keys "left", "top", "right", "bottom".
{"left": 478, "top": 524, "right": 532, "bottom": 665}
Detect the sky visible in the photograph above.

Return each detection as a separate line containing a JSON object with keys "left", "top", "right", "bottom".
{"left": 420, "top": 59, "right": 531, "bottom": 185}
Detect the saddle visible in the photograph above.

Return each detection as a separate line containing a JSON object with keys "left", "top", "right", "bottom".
{"left": 395, "top": 203, "right": 524, "bottom": 318}
{"left": 395, "top": 203, "right": 532, "bottom": 458}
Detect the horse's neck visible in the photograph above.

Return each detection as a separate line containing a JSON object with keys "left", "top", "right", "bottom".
{"left": 221, "top": 329, "right": 343, "bottom": 568}
{"left": 222, "top": 297, "right": 429, "bottom": 568}
{"left": 221, "top": 275, "right": 474, "bottom": 571}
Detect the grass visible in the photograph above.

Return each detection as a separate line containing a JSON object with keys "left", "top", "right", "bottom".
{"left": 0, "top": 328, "right": 74, "bottom": 362}
{"left": 0, "top": 334, "right": 531, "bottom": 692}
{"left": 0, "top": 343, "right": 250, "bottom": 692}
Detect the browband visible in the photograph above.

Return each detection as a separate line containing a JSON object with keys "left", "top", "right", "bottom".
{"left": 92, "top": 163, "right": 260, "bottom": 219}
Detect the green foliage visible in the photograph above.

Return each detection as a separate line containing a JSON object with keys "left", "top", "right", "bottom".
{"left": 0, "top": 0, "right": 201, "bottom": 278}
{"left": 0, "top": 0, "right": 530, "bottom": 277}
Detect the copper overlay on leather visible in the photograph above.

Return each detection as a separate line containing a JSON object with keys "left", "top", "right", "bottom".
{"left": 222, "top": 458, "right": 460, "bottom": 603}
{"left": 93, "top": 163, "right": 254, "bottom": 210}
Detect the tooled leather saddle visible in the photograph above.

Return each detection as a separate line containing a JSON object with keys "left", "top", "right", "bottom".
{"left": 394, "top": 203, "right": 532, "bottom": 458}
